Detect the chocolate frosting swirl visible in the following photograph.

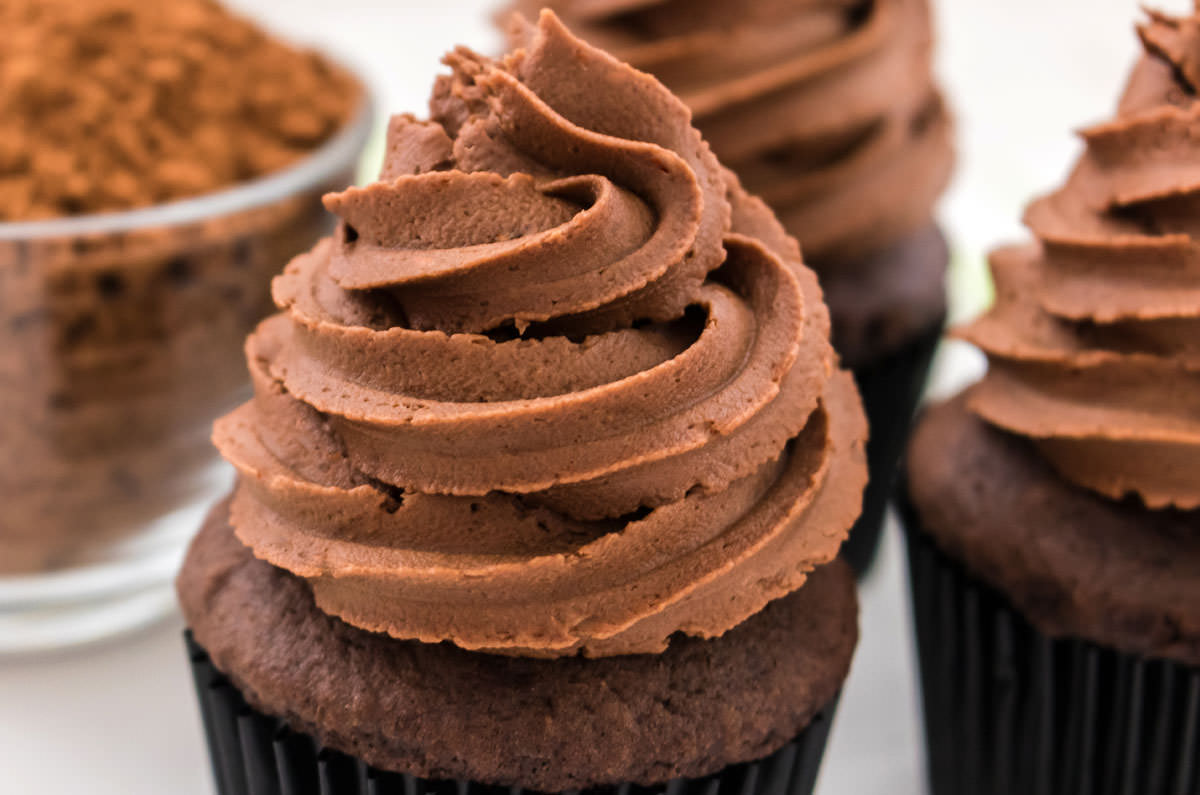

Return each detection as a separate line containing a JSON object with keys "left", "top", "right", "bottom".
{"left": 960, "top": 6, "right": 1200, "bottom": 510}
{"left": 503, "top": 0, "right": 953, "bottom": 266}
{"left": 214, "top": 12, "right": 867, "bottom": 658}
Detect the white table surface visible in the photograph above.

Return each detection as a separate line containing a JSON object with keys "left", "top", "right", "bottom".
{"left": 1, "top": 0, "right": 1189, "bottom": 792}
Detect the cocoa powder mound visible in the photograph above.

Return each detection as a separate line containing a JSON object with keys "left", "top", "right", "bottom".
{"left": 0, "top": 0, "right": 361, "bottom": 221}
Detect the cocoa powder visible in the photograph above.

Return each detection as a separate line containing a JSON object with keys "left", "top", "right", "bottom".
{"left": 0, "top": 0, "right": 360, "bottom": 221}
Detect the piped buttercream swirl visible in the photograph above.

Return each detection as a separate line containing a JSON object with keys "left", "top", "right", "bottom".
{"left": 503, "top": 0, "right": 953, "bottom": 266}
{"left": 214, "top": 12, "right": 867, "bottom": 658}
{"left": 961, "top": 6, "right": 1200, "bottom": 509}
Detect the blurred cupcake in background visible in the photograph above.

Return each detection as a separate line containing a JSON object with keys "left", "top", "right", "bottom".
{"left": 0, "top": 0, "right": 369, "bottom": 650}
{"left": 180, "top": 12, "right": 867, "bottom": 794}
{"left": 903, "top": 7, "right": 1200, "bottom": 793}
{"left": 499, "top": 0, "right": 955, "bottom": 574}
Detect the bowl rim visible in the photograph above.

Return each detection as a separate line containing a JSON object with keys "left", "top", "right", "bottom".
{"left": 0, "top": 90, "right": 375, "bottom": 241}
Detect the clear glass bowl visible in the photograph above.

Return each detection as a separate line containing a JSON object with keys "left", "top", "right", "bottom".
{"left": 0, "top": 96, "right": 373, "bottom": 654}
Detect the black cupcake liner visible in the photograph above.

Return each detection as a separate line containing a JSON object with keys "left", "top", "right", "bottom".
{"left": 841, "top": 318, "right": 944, "bottom": 576}
{"left": 186, "top": 632, "right": 841, "bottom": 795}
{"left": 899, "top": 493, "right": 1200, "bottom": 795}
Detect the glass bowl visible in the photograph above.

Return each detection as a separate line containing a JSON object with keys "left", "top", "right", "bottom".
{"left": 0, "top": 93, "right": 373, "bottom": 655}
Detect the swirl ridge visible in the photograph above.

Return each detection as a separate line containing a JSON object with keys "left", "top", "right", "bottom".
{"left": 214, "top": 12, "right": 867, "bottom": 658}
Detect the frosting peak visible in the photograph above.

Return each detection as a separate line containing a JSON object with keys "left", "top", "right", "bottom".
{"left": 961, "top": 5, "right": 1200, "bottom": 509}
{"left": 504, "top": 0, "right": 954, "bottom": 267}
{"left": 214, "top": 12, "right": 867, "bottom": 658}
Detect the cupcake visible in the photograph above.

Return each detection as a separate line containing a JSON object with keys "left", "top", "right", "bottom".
{"left": 500, "top": 0, "right": 955, "bottom": 573}
{"left": 903, "top": 8, "right": 1200, "bottom": 793}
{"left": 179, "top": 12, "right": 868, "bottom": 795}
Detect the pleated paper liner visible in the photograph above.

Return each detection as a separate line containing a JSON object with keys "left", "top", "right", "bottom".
{"left": 186, "top": 633, "right": 841, "bottom": 795}
{"left": 899, "top": 492, "right": 1200, "bottom": 795}
{"left": 841, "top": 317, "right": 943, "bottom": 576}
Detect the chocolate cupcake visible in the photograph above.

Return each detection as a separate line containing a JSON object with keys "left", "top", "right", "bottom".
{"left": 179, "top": 12, "right": 868, "bottom": 795}
{"left": 902, "top": 8, "right": 1200, "bottom": 793}
{"left": 501, "top": 0, "right": 954, "bottom": 573}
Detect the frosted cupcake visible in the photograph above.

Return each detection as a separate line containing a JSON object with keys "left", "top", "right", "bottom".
{"left": 903, "top": 7, "right": 1200, "bottom": 793}
{"left": 179, "top": 13, "right": 868, "bottom": 794}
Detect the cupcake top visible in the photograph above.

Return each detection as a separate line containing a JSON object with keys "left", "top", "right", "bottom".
{"left": 214, "top": 11, "right": 867, "bottom": 659}
{"left": 502, "top": 0, "right": 953, "bottom": 267}
{"left": 960, "top": 6, "right": 1200, "bottom": 510}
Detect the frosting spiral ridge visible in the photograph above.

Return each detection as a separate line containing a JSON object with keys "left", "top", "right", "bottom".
{"left": 961, "top": 6, "right": 1200, "bottom": 509}
{"left": 214, "top": 12, "right": 867, "bottom": 657}
{"left": 504, "top": 0, "right": 953, "bottom": 266}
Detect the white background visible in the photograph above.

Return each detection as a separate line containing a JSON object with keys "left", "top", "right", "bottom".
{"left": 0, "top": 1, "right": 1189, "bottom": 792}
